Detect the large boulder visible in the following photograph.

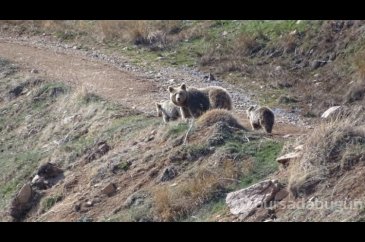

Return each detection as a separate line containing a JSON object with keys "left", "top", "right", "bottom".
{"left": 226, "top": 180, "right": 280, "bottom": 218}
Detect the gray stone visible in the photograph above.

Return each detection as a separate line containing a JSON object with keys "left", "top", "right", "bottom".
{"left": 226, "top": 180, "right": 280, "bottom": 218}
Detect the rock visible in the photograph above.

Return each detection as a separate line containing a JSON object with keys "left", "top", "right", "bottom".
{"left": 150, "top": 129, "right": 157, "bottom": 135}
{"left": 37, "top": 162, "right": 63, "bottom": 179}
{"left": 321, "top": 106, "right": 341, "bottom": 119}
{"left": 30, "top": 69, "right": 39, "bottom": 74}
{"left": 311, "top": 60, "right": 321, "bottom": 70}
{"left": 101, "top": 183, "right": 117, "bottom": 196}
{"left": 158, "top": 166, "right": 177, "bottom": 182}
{"left": 275, "top": 66, "right": 282, "bottom": 72}
{"left": 226, "top": 180, "right": 280, "bottom": 218}
{"left": 276, "top": 152, "right": 301, "bottom": 165}
{"left": 294, "top": 145, "right": 304, "bottom": 151}
{"left": 123, "top": 192, "right": 147, "bottom": 208}
{"left": 222, "top": 31, "right": 228, "bottom": 36}
{"left": 9, "top": 183, "right": 33, "bottom": 220}
{"left": 168, "top": 79, "right": 175, "bottom": 84}
{"left": 16, "top": 183, "right": 32, "bottom": 205}
{"left": 274, "top": 189, "right": 289, "bottom": 201}
{"left": 85, "top": 201, "right": 93, "bottom": 207}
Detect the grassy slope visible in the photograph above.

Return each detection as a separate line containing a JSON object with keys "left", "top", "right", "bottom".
{"left": 1, "top": 20, "right": 365, "bottom": 221}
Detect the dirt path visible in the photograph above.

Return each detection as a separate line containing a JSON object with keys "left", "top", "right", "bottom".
{"left": 0, "top": 36, "right": 309, "bottom": 134}
{"left": 0, "top": 41, "right": 162, "bottom": 114}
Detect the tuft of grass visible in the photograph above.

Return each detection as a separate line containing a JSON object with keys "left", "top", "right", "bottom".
{"left": 164, "top": 122, "right": 189, "bottom": 139}
{"left": 153, "top": 159, "right": 242, "bottom": 221}
{"left": 288, "top": 106, "right": 365, "bottom": 197}
{"left": 115, "top": 161, "right": 131, "bottom": 172}
{"left": 41, "top": 194, "right": 63, "bottom": 212}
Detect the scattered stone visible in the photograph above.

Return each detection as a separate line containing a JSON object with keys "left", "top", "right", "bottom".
{"left": 276, "top": 152, "right": 301, "bottom": 166}
{"left": 30, "top": 69, "right": 39, "bottom": 74}
{"left": 101, "top": 183, "right": 117, "bottom": 196}
{"left": 85, "top": 201, "right": 93, "bottom": 207}
{"left": 321, "top": 106, "right": 341, "bottom": 119}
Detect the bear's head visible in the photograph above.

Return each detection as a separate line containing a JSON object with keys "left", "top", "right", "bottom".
{"left": 168, "top": 83, "right": 188, "bottom": 107}
{"left": 156, "top": 103, "right": 163, "bottom": 117}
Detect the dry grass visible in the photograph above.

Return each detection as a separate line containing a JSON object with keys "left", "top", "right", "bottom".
{"left": 234, "top": 33, "right": 263, "bottom": 56}
{"left": 344, "top": 81, "right": 365, "bottom": 104}
{"left": 153, "top": 160, "right": 241, "bottom": 221}
{"left": 288, "top": 105, "right": 365, "bottom": 197}
{"left": 196, "top": 109, "right": 246, "bottom": 130}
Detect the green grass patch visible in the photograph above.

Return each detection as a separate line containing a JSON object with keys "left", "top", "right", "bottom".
{"left": 222, "top": 139, "right": 283, "bottom": 188}
{"left": 41, "top": 194, "right": 63, "bottom": 212}
{"left": 164, "top": 122, "right": 189, "bottom": 138}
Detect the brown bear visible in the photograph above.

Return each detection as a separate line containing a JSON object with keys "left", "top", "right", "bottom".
{"left": 156, "top": 100, "right": 181, "bottom": 123}
{"left": 246, "top": 106, "right": 275, "bottom": 133}
{"left": 168, "top": 83, "right": 232, "bottom": 120}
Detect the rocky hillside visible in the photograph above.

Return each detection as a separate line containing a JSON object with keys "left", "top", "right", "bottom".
{"left": 0, "top": 20, "right": 365, "bottom": 222}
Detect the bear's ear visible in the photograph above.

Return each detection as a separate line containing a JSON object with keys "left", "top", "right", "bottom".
{"left": 168, "top": 86, "right": 174, "bottom": 93}
{"left": 180, "top": 83, "right": 186, "bottom": 90}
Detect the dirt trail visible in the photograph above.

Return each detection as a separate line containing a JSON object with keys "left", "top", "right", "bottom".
{"left": 0, "top": 37, "right": 308, "bottom": 134}
{"left": 0, "top": 41, "right": 160, "bottom": 114}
